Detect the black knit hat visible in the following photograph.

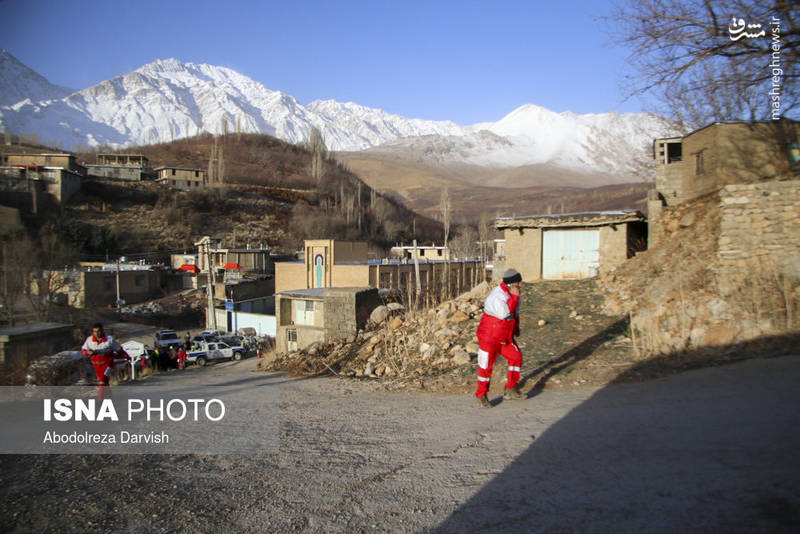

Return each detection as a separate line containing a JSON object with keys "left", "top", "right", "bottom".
{"left": 503, "top": 268, "right": 522, "bottom": 284}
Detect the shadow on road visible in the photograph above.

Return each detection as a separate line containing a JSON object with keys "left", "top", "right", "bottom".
{"left": 436, "top": 336, "right": 800, "bottom": 533}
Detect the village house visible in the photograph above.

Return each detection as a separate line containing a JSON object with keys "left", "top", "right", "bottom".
{"left": 49, "top": 263, "right": 164, "bottom": 309}
{"left": 652, "top": 119, "right": 800, "bottom": 208}
{"left": 275, "top": 287, "right": 381, "bottom": 353}
{"left": 495, "top": 210, "right": 647, "bottom": 281}
{"left": 1, "top": 153, "right": 87, "bottom": 176}
{"left": 84, "top": 153, "right": 149, "bottom": 181}
{"left": 154, "top": 166, "right": 206, "bottom": 190}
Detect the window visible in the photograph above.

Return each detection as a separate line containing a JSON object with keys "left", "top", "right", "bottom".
{"left": 287, "top": 329, "right": 297, "bottom": 352}
{"left": 695, "top": 153, "right": 704, "bottom": 175}
{"left": 171, "top": 169, "right": 176, "bottom": 176}
{"left": 294, "top": 299, "right": 315, "bottom": 325}
{"left": 195, "top": 171, "right": 199, "bottom": 177}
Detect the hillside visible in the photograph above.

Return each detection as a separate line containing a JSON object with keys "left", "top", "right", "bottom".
{"left": 336, "top": 150, "right": 653, "bottom": 220}
{"left": 5, "top": 133, "right": 444, "bottom": 257}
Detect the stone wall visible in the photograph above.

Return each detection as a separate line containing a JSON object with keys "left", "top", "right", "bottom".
{"left": 718, "top": 180, "right": 800, "bottom": 292}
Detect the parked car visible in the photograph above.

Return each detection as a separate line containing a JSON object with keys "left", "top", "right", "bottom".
{"left": 186, "top": 340, "right": 246, "bottom": 367}
{"left": 154, "top": 330, "right": 182, "bottom": 351}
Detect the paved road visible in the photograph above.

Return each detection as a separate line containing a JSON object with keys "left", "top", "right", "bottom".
{"left": 1, "top": 355, "right": 799, "bottom": 532}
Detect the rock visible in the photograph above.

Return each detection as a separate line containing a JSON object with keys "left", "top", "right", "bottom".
{"left": 370, "top": 305, "right": 390, "bottom": 325}
{"left": 679, "top": 212, "right": 696, "bottom": 227}
{"left": 452, "top": 349, "right": 471, "bottom": 365}
{"left": 569, "top": 310, "right": 578, "bottom": 318}
{"left": 449, "top": 344, "right": 464, "bottom": 354}
{"left": 386, "top": 302, "right": 405, "bottom": 312}
{"left": 389, "top": 317, "right": 404, "bottom": 330}
{"left": 537, "top": 319, "right": 547, "bottom": 327}
{"left": 437, "top": 309, "right": 449, "bottom": 322}
{"left": 364, "top": 363, "right": 374, "bottom": 376}
{"left": 419, "top": 342, "right": 431, "bottom": 354}
{"left": 450, "top": 311, "right": 469, "bottom": 324}
{"left": 383, "top": 365, "right": 395, "bottom": 377}
{"left": 703, "top": 325, "right": 736, "bottom": 346}
{"left": 465, "top": 342, "right": 479, "bottom": 354}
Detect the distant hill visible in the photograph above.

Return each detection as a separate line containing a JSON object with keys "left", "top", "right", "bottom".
{"left": 4, "top": 133, "right": 444, "bottom": 258}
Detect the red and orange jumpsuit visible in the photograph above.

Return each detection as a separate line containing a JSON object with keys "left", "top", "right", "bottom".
{"left": 475, "top": 281, "right": 522, "bottom": 398}
{"left": 81, "top": 334, "right": 129, "bottom": 398}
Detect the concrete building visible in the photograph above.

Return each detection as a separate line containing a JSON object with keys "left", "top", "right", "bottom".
{"left": 652, "top": 119, "right": 800, "bottom": 208}
{"left": 1, "top": 153, "right": 87, "bottom": 176}
{"left": 496, "top": 210, "right": 647, "bottom": 281}
{"left": 1, "top": 165, "right": 82, "bottom": 204}
{"left": 275, "top": 287, "right": 381, "bottom": 353}
{"left": 194, "top": 236, "right": 273, "bottom": 279}
{"left": 390, "top": 244, "right": 451, "bottom": 261}
{"left": 0, "top": 322, "right": 74, "bottom": 371}
{"left": 155, "top": 166, "right": 206, "bottom": 190}
{"left": 51, "top": 265, "right": 163, "bottom": 308}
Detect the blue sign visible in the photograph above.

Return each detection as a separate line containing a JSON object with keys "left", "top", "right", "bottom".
{"left": 225, "top": 301, "right": 234, "bottom": 311}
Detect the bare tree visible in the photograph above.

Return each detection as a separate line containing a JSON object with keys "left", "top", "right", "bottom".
{"left": 208, "top": 136, "right": 225, "bottom": 186}
{"left": 0, "top": 235, "right": 35, "bottom": 325}
{"left": 610, "top": 0, "right": 799, "bottom": 127}
{"left": 308, "top": 126, "right": 327, "bottom": 185}
{"left": 27, "top": 230, "right": 76, "bottom": 321}
{"left": 440, "top": 187, "right": 451, "bottom": 248}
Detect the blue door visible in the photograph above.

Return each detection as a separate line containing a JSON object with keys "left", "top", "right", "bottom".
{"left": 542, "top": 229, "right": 600, "bottom": 279}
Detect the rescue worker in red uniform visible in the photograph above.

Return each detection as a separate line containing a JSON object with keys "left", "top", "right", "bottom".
{"left": 475, "top": 269, "right": 525, "bottom": 407}
{"left": 81, "top": 323, "right": 129, "bottom": 398}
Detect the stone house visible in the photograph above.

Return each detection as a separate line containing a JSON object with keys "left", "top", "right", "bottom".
{"left": 154, "top": 166, "right": 206, "bottom": 189}
{"left": 652, "top": 119, "right": 800, "bottom": 207}
{"left": 275, "top": 287, "right": 381, "bottom": 353}
{"left": 495, "top": 210, "right": 647, "bottom": 281}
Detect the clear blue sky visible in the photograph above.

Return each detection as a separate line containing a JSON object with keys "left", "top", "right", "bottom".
{"left": 0, "top": 0, "right": 649, "bottom": 124}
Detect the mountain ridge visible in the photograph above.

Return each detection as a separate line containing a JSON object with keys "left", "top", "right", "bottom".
{"left": 0, "top": 51, "right": 681, "bottom": 182}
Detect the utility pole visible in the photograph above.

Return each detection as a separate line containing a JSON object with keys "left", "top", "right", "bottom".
{"left": 206, "top": 244, "right": 218, "bottom": 330}
{"left": 412, "top": 239, "right": 421, "bottom": 309}
{"left": 115, "top": 258, "right": 121, "bottom": 313}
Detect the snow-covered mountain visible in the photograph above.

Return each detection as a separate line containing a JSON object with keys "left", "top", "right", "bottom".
{"left": 0, "top": 49, "right": 72, "bottom": 107}
{"left": 0, "top": 53, "right": 680, "bottom": 177}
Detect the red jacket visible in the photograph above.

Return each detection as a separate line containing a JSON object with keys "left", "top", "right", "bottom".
{"left": 476, "top": 281, "right": 520, "bottom": 345}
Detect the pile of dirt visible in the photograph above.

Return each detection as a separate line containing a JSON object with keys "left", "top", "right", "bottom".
{"left": 264, "top": 282, "right": 494, "bottom": 391}
{"left": 264, "top": 279, "right": 644, "bottom": 393}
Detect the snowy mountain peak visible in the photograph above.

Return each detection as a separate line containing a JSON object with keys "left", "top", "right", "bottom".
{"left": 0, "top": 49, "right": 73, "bottom": 107}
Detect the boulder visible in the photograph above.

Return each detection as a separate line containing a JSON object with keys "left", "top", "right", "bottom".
{"left": 370, "top": 305, "right": 390, "bottom": 325}
{"left": 389, "top": 317, "right": 404, "bottom": 330}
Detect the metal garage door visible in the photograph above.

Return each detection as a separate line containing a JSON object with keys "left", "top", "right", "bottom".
{"left": 542, "top": 229, "right": 600, "bottom": 279}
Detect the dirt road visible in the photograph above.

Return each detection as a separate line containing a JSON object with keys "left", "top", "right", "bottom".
{"left": 2, "top": 354, "right": 799, "bottom": 532}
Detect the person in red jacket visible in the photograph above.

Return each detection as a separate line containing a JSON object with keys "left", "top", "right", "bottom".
{"left": 81, "top": 323, "right": 129, "bottom": 398}
{"left": 475, "top": 269, "right": 525, "bottom": 408}
{"left": 176, "top": 346, "right": 187, "bottom": 370}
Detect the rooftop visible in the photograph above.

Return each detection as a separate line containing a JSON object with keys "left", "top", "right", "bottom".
{"left": 496, "top": 210, "right": 646, "bottom": 229}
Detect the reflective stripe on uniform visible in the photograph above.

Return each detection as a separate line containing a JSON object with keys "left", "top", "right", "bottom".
{"left": 508, "top": 366, "right": 521, "bottom": 372}
{"left": 477, "top": 376, "right": 491, "bottom": 382}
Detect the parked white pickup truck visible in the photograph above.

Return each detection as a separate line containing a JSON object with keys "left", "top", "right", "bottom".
{"left": 186, "top": 340, "right": 245, "bottom": 367}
